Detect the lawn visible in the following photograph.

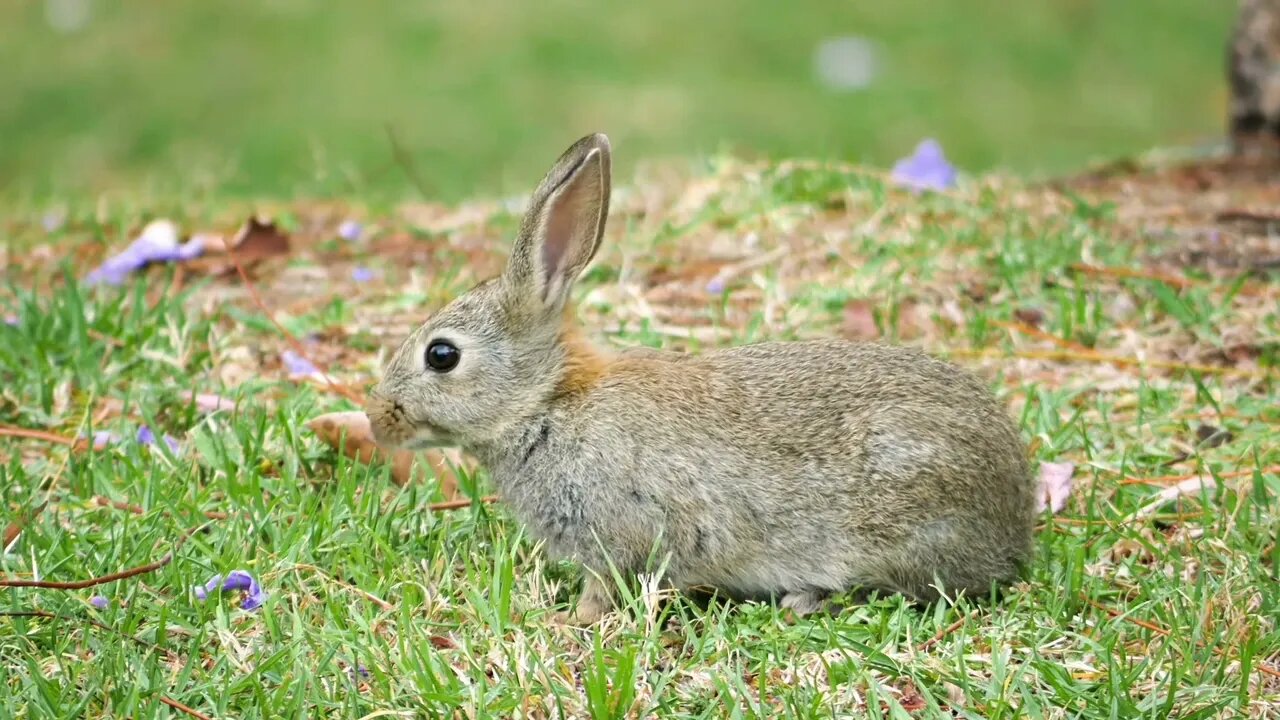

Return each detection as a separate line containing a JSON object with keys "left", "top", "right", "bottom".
{"left": 0, "top": 0, "right": 1237, "bottom": 200}
{"left": 1, "top": 140, "right": 1278, "bottom": 718}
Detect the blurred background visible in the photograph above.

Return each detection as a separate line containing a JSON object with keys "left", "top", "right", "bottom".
{"left": 0, "top": 0, "right": 1236, "bottom": 200}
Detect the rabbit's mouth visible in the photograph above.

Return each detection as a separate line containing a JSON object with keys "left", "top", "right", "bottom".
{"left": 365, "top": 392, "right": 455, "bottom": 449}
{"left": 398, "top": 432, "right": 455, "bottom": 450}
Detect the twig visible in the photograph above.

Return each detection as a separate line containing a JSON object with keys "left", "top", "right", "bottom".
{"left": 224, "top": 241, "right": 365, "bottom": 404}
{"left": 0, "top": 425, "right": 77, "bottom": 446}
{"left": 93, "top": 495, "right": 231, "bottom": 521}
{"left": 919, "top": 614, "right": 971, "bottom": 651}
{"left": 1118, "top": 465, "right": 1280, "bottom": 487}
{"left": 951, "top": 347, "right": 1277, "bottom": 379}
{"left": 991, "top": 319, "right": 1092, "bottom": 353}
{"left": 1069, "top": 263, "right": 1194, "bottom": 289}
{"left": 0, "top": 521, "right": 209, "bottom": 589}
{"left": 1084, "top": 598, "right": 1170, "bottom": 636}
{"left": 1069, "top": 262, "right": 1268, "bottom": 298}
{"left": 428, "top": 495, "right": 499, "bottom": 512}
{"left": 384, "top": 123, "right": 434, "bottom": 199}
{"left": 1085, "top": 598, "right": 1280, "bottom": 680}
{"left": 159, "top": 696, "right": 214, "bottom": 720}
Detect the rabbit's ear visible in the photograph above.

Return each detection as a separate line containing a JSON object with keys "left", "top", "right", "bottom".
{"left": 505, "top": 133, "right": 612, "bottom": 312}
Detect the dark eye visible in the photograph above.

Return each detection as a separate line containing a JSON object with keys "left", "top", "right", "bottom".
{"left": 425, "top": 340, "right": 460, "bottom": 372}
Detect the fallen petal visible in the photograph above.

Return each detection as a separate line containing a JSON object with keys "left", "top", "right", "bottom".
{"left": 79, "top": 429, "right": 119, "bottom": 450}
{"left": 338, "top": 220, "right": 363, "bottom": 242}
{"left": 84, "top": 219, "right": 204, "bottom": 286}
{"left": 281, "top": 349, "right": 320, "bottom": 379}
{"left": 181, "top": 391, "right": 237, "bottom": 413}
{"left": 192, "top": 570, "right": 266, "bottom": 611}
{"left": 240, "top": 585, "right": 268, "bottom": 611}
{"left": 220, "top": 569, "right": 256, "bottom": 592}
{"left": 1036, "top": 461, "right": 1075, "bottom": 514}
{"left": 890, "top": 139, "right": 957, "bottom": 193}
{"left": 351, "top": 267, "right": 377, "bottom": 283}
{"left": 193, "top": 574, "right": 222, "bottom": 600}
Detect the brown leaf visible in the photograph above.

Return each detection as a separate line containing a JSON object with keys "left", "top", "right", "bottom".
{"left": 183, "top": 216, "right": 291, "bottom": 275}
{"left": 228, "top": 217, "right": 291, "bottom": 264}
{"left": 429, "top": 635, "right": 458, "bottom": 650}
{"left": 896, "top": 300, "right": 937, "bottom": 341}
{"left": 306, "top": 411, "right": 469, "bottom": 497}
{"left": 1013, "top": 307, "right": 1045, "bottom": 327}
{"left": 841, "top": 299, "right": 880, "bottom": 341}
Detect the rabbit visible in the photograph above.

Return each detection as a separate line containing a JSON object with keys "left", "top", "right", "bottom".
{"left": 366, "top": 133, "right": 1037, "bottom": 625}
{"left": 1229, "top": 0, "right": 1280, "bottom": 158}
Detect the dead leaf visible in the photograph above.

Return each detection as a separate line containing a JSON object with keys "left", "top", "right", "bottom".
{"left": 896, "top": 299, "right": 937, "bottom": 341}
{"left": 429, "top": 635, "right": 458, "bottom": 650}
{"left": 184, "top": 216, "right": 291, "bottom": 275}
{"left": 841, "top": 299, "right": 880, "bottom": 341}
{"left": 228, "top": 217, "right": 290, "bottom": 263}
{"left": 1013, "top": 307, "right": 1046, "bottom": 327}
{"left": 1036, "top": 461, "right": 1075, "bottom": 514}
{"left": 1130, "top": 474, "right": 1218, "bottom": 520}
{"left": 306, "top": 411, "right": 468, "bottom": 497}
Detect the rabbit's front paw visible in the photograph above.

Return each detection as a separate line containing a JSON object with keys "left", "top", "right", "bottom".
{"left": 550, "top": 576, "right": 612, "bottom": 626}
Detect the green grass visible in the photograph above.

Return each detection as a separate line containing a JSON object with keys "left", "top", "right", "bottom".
{"left": 0, "top": 0, "right": 1238, "bottom": 200}
{"left": 2, "top": 156, "right": 1278, "bottom": 717}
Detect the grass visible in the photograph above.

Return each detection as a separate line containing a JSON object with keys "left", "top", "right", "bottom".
{"left": 1, "top": 151, "right": 1279, "bottom": 718}
{"left": 0, "top": 0, "right": 1238, "bottom": 200}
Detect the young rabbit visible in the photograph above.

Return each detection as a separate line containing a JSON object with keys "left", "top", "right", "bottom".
{"left": 1229, "top": 0, "right": 1280, "bottom": 157}
{"left": 366, "top": 134, "right": 1036, "bottom": 625}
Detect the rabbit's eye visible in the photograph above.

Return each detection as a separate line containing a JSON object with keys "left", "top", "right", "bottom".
{"left": 425, "top": 340, "right": 461, "bottom": 372}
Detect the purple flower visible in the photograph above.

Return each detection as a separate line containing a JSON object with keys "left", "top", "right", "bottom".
{"left": 338, "top": 220, "right": 363, "bottom": 242}
{"left": 3, "top": 315, "right": 18, "bottom": 326}
{"left": 351, "top": 267, "right": 376, "bottom": 283}
{"left": 193, "top": 569, "right": 267, "bottom": 611}
{"left": 85, "top": 219, "right": 204, "bottom": 286}
{"left": 890, "top": 139, "right": 957, "bottom": 193}
{"left": 136, "top": 425, "right": 180, "bottom": 453}
{"left": 89, "top": 595, "right": 109, "bottom": 610}
{"left": 705, "top": 277, "right": 727, "bottom": 295}
{"left": 281, "top": 349, "right": 320, "bottom": 379}
{"left": 90, "top": 430, "right": 118, "bottom": 449}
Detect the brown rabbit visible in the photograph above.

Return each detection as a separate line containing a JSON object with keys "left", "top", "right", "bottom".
{"left": 366, "top": 134, "right": 1036, "bottom": 625}
{"left": 1229, "top": 0, "right": 1280, "bottom": 157}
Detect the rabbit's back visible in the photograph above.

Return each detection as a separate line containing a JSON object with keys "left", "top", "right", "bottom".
{"left": 487, "top": 338, "right": 1035, "bottom": 603}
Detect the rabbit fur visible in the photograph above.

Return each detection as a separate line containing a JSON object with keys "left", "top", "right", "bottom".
{"left": 1230, "top": 0, "right": 1280, "bottom": 157}
{"left": 367, "top": 133, "right": 1036, "bottom": 625}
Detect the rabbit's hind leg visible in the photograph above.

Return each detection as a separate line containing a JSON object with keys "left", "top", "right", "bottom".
{"left": 780, "top": 589, "right": 833, "bottom": 616}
